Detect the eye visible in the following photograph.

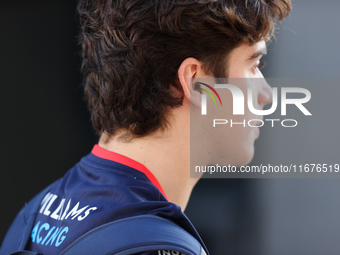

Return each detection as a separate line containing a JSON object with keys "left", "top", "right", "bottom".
{"left": 254, "top": 60, "right": 266, "bottom": 70}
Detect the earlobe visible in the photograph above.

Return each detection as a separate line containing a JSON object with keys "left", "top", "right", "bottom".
{"left": 178, "top": 57, "right": 207, "bottom": 108}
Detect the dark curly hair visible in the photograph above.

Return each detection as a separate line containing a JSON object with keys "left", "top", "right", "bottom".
{"left": 77, "top": 0, "right": 291, "bottom": 138}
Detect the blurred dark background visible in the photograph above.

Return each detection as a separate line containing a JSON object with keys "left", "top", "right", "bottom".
{"left": 1, "top": 1, "right": 340, "bottom": 254}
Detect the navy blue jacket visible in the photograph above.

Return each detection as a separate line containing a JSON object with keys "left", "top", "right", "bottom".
{"left": 21, "top": 145, "right": 207, "bottom": 255}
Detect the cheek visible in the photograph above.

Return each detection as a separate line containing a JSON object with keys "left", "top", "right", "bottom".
{"left": 190, "top": 79, "right": 258, "bottom": 167}
{"left": 212, "top": 127, "right": 255, "bottom": 167}
{"left": 214, "top": 81, "right": 257, "bottom": 165}
{"left": 209, "top": 107, "right": 257, "bottom": 166}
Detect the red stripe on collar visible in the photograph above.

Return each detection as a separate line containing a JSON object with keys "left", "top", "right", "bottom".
{"left": 91, "top": 144, "right": 168, "bottom": 200}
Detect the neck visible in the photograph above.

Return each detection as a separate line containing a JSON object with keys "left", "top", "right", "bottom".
{"left": 98, "top": 100, "right": 198, "bottom": 211}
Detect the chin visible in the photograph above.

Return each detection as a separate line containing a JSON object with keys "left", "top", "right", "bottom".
{"left": 212, "top": 144, "right": 255, "bottom": 167}
{"left": 233, "top": 145, "right": 255, "bottom": 167}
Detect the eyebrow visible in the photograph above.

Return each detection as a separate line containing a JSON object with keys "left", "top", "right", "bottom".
{"left": 248, "top": 47, "right": 268, "bottom": 60}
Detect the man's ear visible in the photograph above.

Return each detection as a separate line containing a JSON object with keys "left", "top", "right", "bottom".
{"left": 178, "top": 57, "right": 209, "bottom": 108}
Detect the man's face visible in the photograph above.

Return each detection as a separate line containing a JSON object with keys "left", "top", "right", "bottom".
{"left": 221, "top": 40, "right": 272, "bottom": 165}
{"left": 191, "top": 40, "right": 272, "bottom": 169}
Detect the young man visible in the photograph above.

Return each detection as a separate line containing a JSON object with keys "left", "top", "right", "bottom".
{"left": 1, "top": 0, "right": 291, "bottom": 254}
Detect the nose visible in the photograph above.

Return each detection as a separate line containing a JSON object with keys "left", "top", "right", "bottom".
{"left": 257, "top": 79, "right": 273, "bottom": 107}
